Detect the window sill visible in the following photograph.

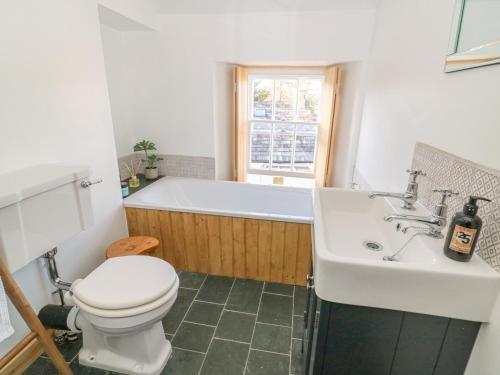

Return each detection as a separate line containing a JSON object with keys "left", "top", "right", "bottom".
{"left": 246, "top": 173, "right": 315, "bottom": 188}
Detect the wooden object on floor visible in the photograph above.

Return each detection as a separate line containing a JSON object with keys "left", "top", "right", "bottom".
{"left": 125, "top": 207, "right": 312, "bottom": 286}
{"left": 0, "top": 332, "right": 44, "bottom": 375}
{"left": 106, "top": 236, "right": 160, "bottom": 258}
{"left": 0, "top": 258, "right": 72, "bottom": 375}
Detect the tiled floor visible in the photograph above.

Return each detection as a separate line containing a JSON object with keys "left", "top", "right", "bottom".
{"left": 25, "top": 272, "right": 306, "bottom": 375}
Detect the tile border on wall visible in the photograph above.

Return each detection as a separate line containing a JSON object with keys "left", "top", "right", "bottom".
{"left": 412, "top": 142, "right": 500, "bottom": 271}
{"left": 117, "top": 153, "right": 215, "bottom": 181}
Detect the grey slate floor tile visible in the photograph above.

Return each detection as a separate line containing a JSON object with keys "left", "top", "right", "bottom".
{"left": 24, "top": 357, "right": 58, "bottom": 375}
{"left": 70, "top": 361, "right": 108, "bottom": 374}
{"left": 41, "top": 334, "right": 82, "bottom": 362}
{"left": 161, "top": 348, "right": 205, "bottom": 375}
{"left": 245, "top": 350, "right": 290, "bottom": 375}
{"left": 163, "top": 288, "right": 197, "bottom": 334}
{"left": 251, "top": 323, "right": 292, "bottom": 354}
{"left": 290, "top": 339, "right": 304, "bottom": 375}
{"left": 30, "top": 273, "right": 302, "bottom": 375}
{"left": 179, "top": 272, "right": 206, "bottom": 289}
{"left": 172, "top": 322, "right": 215, "bottom": 353}
{"left": 257, "top": 293, "right": 293, "bottom": 326}
{"left": 200, "top": 338, "right": 249, "bottom": 375}
{"left": 215, "top": 310, "right": 256, "bottom": 343}
{"left": 292, "top": 315, "right": 304, "bottom": 340}
{"left": 196, "top": 275, "right": 234, "bottom": 304}
{"left": 293, "top": 287, "right": 307, "bottom": 316}
{"left": 226, "top": 279, "right": 263, "bottom": 314}
{"left": 264, "top": 282, "right": 294, "bottom": 296}
{"left": 185, "top": 301, "right": 223, "bottom": 326}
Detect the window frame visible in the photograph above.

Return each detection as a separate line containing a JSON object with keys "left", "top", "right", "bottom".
{"left": 247, "top": 74, "right": 325, "bottom": 179}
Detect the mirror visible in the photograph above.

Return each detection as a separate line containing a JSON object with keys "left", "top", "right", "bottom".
{"left": 445, "top": 0, "right": 500, "bottom": 73}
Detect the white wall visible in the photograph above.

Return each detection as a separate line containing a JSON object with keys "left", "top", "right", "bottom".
{"left": 107, "top": 10, "right": 376, "bottom": 179}
{"left": 0, "top": 0, "right": 128, "bottom": 354}
{"left": 213, "top": 63, "right": 235, "bottom": 180}
{"left": 354, "top": 0, "right": 500, "bottom": 373}
{"left": 100, "top": 24, "right": 137, "bottom": 157}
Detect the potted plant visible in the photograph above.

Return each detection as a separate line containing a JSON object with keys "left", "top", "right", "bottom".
{"left": 133, "top": 140, "right": 163, "bottom": 180}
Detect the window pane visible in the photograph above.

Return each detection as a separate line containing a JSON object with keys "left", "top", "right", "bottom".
{"left": 274, "top": 123, "right": 294, "bottom": 133}
{"left": 251, "top": 122, "right": 272, "bottom": 132}
{"left": 296, "top": 124, "right": 318, "bottom": 134}
{"left": 250, "top": 132, "right": 271, "bottom": 170}
{"left": 298, "top": 79, "right": 322, "bottom": 123}
{"left": 272, "top": 124, "right": 294, "bottom": 171}
{"left": 294, "top": 134, "right": 316, "bottom": 173}
{"left": 274, "top": 80, "right": 298, "bottom": 121}
{"left": 252, "top": 79, "right": 274, "bottom": 120}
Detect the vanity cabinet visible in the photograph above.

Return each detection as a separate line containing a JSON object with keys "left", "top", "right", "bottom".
{"left": 302, "top": 274, "right": 480, "bottom": 375}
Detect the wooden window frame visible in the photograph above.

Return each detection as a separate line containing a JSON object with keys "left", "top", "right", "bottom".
{"left": 234, "top": 65, "right": 340, "bottom": 187}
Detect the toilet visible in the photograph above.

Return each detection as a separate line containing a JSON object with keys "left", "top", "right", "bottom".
{"left": 66, "top": 255, "right": 179, "bottom": 375}
{"left": 0, "top": 165, "right": 179, "bottom": 375}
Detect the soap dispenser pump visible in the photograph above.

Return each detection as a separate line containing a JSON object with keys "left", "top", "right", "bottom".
{"left": 444, "top": 196, "right": 491, "bottom": 262}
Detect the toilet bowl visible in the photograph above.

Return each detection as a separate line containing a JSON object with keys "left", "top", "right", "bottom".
{"left": 66, "top": 255, "right": 179, "bottom": 375}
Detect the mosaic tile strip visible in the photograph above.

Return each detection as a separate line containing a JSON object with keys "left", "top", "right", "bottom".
{"left": 412, "top": 142, "right": 500, "bottom": 271}
{"left": 118, "top": 153, "right": 215, "bottom": 181}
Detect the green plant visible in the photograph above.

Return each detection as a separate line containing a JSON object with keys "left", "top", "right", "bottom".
{"left": 133, "top": 140, "right": 163, "bottom": 169}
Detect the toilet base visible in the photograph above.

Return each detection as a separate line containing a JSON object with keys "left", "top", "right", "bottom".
{"left": 78, "top": 320, "right": 171, "bottom": 375}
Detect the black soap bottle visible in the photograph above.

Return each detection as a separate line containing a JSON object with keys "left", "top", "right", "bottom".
{"left": 444, "top": 196, "right": 491, "bottom": 262}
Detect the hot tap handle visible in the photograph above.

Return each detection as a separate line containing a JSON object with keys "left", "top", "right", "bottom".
{"left": 406, "top": 169, "right": 426, "bottom": 182}
{"left": 406, "top": 169, "right": 426, "bottom": 176}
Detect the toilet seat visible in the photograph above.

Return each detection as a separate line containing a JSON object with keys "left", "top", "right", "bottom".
{"left": 72, "top": 256, "right": 178, "bottom": 318}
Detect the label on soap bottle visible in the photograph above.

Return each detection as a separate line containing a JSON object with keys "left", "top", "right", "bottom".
{"left": 449, "top": 225, "right": 477, "bottom": 254}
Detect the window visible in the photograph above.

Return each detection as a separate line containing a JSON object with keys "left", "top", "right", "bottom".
{"left": 234, "top": 66, "right": 340, "bottom": 188}
{"left": 248, "top": 76, "right": 323, "bottom": 178}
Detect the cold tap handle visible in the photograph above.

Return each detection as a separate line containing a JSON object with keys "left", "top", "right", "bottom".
{"left": 432, "top": 189, "right": 459, "bottom": 204}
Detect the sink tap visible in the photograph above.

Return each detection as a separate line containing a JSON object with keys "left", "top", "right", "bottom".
{"left": 384, "top": 189, "right": 459, "bottom": 238}
{"left": 368, "top": 169, "right": 426, "bottom": 210}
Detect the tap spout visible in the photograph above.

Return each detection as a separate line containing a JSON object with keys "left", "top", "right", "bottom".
{"left": 384, "top": 214, "right": 445, "bottom": 237}
{"left": 368, "top": 191, "right": 406, "bottom": 200}
{"left": 368, "top": 191, "right": 417, "bottom": 210}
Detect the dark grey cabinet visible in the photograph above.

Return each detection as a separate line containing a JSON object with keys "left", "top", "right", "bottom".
{"left": 303, "top": 275, "right": 480, "bottom": 375}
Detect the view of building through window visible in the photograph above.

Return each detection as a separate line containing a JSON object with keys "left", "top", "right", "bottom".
{"left": 249, "top": 76, "right": 323, "bottom": 177}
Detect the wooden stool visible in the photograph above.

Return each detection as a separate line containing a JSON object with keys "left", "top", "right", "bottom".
{"left": 106, "top": 236, "right": 160, "bottom": 258}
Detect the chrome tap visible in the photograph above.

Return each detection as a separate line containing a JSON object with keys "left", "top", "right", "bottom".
{"left": 368, "top": 169, "right": 426, "bottom": 210}
{"left": 384, "top": 189, "right": 459, "bottom": 238}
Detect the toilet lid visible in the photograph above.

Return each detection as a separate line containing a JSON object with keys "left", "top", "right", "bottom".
{"left": 72, "top": 256, "right": 177, "bottom": 310}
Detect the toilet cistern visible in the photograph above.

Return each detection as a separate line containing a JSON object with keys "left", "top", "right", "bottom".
{"left": 368, "top": 169, "right": 426, "bottom": 210}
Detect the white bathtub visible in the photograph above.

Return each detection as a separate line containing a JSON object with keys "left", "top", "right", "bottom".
{"left": 123, "top": 177, "right": 313, "bottom": 224}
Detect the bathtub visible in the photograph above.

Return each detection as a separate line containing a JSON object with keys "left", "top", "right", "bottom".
{"left": 123, "top": 177, "right": 313, "bottom": 224}
{"left": 123, "top": 177, "right": 313, "bottom": 286}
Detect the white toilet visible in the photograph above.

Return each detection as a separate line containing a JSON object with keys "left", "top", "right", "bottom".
{"left": 67, "top": 255, "right": 179, "bottom": 375}
{"left": 0, "top": 165, "right": 179, "bottom": 375}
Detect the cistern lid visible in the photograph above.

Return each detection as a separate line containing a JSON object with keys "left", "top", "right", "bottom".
{"left": 72, "top": 256, "right": 177, "bottom": 310}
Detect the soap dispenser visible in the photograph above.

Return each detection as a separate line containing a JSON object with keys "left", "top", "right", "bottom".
{"left": 444, "top": 196, "right": 491, "bottom": 262}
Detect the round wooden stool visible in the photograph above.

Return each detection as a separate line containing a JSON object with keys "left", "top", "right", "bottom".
{"left": 106, "top": 236, "right": 160, "bottom": 258}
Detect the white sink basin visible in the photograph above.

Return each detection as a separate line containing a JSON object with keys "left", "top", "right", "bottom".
{"left": 313, "top": 188, "right": 500, "bottom": 322}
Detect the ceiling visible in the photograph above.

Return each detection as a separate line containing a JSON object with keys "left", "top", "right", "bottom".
{"left": 151, "top": 0, "right": 379, "bottom": 14}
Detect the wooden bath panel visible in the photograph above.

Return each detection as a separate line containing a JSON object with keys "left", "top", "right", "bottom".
{"left": 125, "top": 208, "right": 312, "bottom": 286}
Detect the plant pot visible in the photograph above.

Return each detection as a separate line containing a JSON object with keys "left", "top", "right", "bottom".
{"left": 145, "top": 167, "right": 159, "bottom": 180}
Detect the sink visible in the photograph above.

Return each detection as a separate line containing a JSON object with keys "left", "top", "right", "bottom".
{"left": 313, "top": 188, "right": 500, "bottom": 322}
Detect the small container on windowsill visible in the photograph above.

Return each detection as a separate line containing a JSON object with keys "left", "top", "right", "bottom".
{"left": 121, "top": 181, "right": 129, "bottom": 198}
{"left": 129, "top": 175, "right": 140, "bottom": 188}
{"left": 273, "top": 176, "right": 284, "bottom": 185}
